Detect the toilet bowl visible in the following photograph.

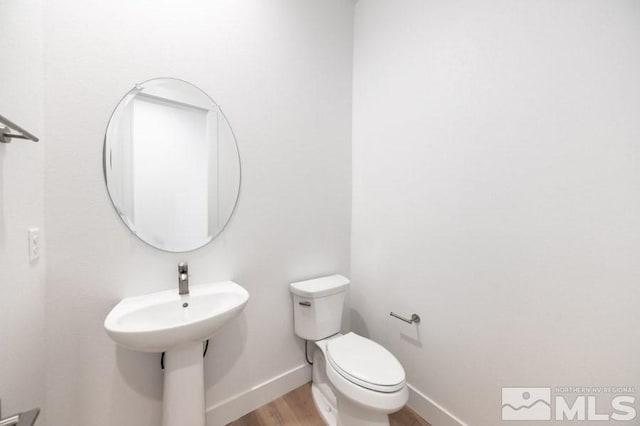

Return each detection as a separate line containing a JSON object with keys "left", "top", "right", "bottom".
{"left": 290, "top": 275, "right": 408, "bottom": 426}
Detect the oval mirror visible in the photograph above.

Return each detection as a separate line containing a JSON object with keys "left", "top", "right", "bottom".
{"left": 103, "top": 78, "right": 241, "bottom": 252}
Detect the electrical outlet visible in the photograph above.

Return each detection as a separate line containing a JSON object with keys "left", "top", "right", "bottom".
{"left": 28, "top": 227, "right": 40, "bottom": 262}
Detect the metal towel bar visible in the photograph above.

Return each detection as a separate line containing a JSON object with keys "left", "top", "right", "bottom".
{"left": 390, "top": 312, "right": 421, "bottom": 324}
{"left": 0, "top": 114, "right": 39, "bottom": 143}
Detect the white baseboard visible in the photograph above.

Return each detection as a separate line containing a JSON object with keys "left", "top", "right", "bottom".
{"left": 205, "top": 364, "right": 312, "bottom": 426}
{"left": 407, "top": 384, "right": 467, "bottom": 426}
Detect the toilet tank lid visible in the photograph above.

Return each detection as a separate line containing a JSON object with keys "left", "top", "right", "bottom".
{"left": 290, "top": 275, "right": 350, "bottom": 298}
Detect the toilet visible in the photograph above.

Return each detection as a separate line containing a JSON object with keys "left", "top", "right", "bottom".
{"left": 290, "top": 275, "right": 408, "bottom": 426}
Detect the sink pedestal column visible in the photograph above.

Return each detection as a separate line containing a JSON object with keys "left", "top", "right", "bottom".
{"left": 162, "top": 342, "right": 206, "bottom": 426}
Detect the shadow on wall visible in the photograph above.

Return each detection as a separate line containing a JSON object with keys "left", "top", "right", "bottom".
{"left": 203, "top": 312, "right": 248, "bottom": 386}
{"left": 400, "top": 326, "right": 422, "bottom": 349}
{"left": 115, "top": 347, "right": 163, "bottom": 399}
{"left": 111, "top": 346, "right": 164, "bottom": 426}
{"left": 350, "top": 309, "right": 370, "bottom": 338}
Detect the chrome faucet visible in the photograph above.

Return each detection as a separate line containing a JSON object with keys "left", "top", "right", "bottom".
{"left": 178, "top": 262, "right": 189, "bottom": 295}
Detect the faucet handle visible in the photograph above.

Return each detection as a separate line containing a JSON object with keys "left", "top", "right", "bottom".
{"left": 177, "top": 262, "right": 190, "bottom": 296}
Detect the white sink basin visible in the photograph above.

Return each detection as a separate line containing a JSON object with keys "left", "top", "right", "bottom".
{"left": 104, "top": 281, "right": 249, "bottom": 353}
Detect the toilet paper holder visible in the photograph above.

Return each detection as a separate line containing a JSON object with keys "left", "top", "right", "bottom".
{"left": 389, "top": 312, "right": 421, "bottom": 324}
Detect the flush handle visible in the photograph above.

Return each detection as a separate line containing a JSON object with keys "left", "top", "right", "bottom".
{"left": 299, "top": 301, "right": 311, "bottom": 307}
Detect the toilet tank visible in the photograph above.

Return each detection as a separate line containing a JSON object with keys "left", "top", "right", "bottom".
{"left": 290, "top": 275, "right": 350, "bottom": 341}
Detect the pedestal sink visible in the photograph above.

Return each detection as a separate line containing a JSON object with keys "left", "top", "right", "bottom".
{"left": 104, "top": 281, "right": 249, "bottom": 426}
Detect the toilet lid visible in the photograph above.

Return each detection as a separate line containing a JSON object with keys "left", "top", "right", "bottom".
{"left": 327, "top": 333, "right": 405, "bottom": 393}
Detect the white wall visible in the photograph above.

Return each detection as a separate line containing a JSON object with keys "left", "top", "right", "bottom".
{"left": 42, "top": 0, "right": 352, "bottom": 425}
{"left": 351, "top": 0, "right": 640, "bottom": 425}
{"left": 0, "top": 0, "right": 46, "bottom": 422}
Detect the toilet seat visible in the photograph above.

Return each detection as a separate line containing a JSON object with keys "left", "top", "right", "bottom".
{"left": 326, "top": 333, "right": 406, "bottom": 393}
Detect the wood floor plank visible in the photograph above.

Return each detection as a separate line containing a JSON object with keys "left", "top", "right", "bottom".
{"left": 390, "top": 405, "right": 431, "bottom": 426}
{"left": 281, "top": 383, "right": 326, "bottom": 426}
{"left": 231, "top": 411, "right": 265, "bottom": 426}
{"left": 261, "top": 402, "right": 287, "bottom": 425}
{"left": 228, "top": 382, "right": 429, "bottom": 426}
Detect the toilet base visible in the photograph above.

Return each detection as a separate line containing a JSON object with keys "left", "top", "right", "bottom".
{"left": 311, "top": 380, "right": 391, "bottom": 426}
{"left": 310, "top": 336, "right": 396, "bottom": 426}
{"left": 312, "top": 382, "right": 338, "bottom": 426}
{"left": 311, "top": 343, "right": 338, "bottom": 425}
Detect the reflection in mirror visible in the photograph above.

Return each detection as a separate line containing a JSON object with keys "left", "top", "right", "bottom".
{"left": 104, "top": 78, "right": 240, "bottom": 252}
